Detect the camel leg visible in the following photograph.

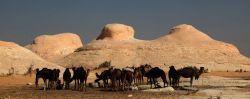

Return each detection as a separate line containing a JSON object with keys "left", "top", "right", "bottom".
{"left": 141, "top": 77, "right": 143, "bottom": 84}
{"left": 169, "top": 78, "right": 172, "bottom": 86}
{"left": 77, "top": 80, "right": 81, "bottom": 90}
{"left": 64, "top": 81, "right": 68, "bottom": 89}
{"left": 153, "top": 78, "right": 157, "bottom": 88}
{"left": 67, "top": 81, "right": 70, "bottom": 89}
{"left": 103, "top": 79, "right": 107, "bottom": 88}
{"left": 43, "top": 79, "right": 47, "bottom": 91}
{"left": 64, "top": 81, "right": 67, "bottom": 89}
{"left": 102, "top": 79, "right": 105, "bottom": 88}
{"left": 138, "top": 77, "right": 140, "bottom": 84}
{"left": 119, "top": 79, "right": 121, "bottom": 90}
{"left": 133, "top": 78, "right": 135, "bottom": 85}
{"left": 106, "top": 79, "right": 109, "bottom": 88}
{"left": 150, "top": 78, "right": 152, "bottom": 88}
{"left": 136, "top": 78, "right": 138, "bottom": 85}
{"left": 174, "top": 78, "right": 176, "bottom": 87}
{"left": 190, "top": 77, "right": 193, "bottom": 87}
{"left": 74, "top": 80, "right": 76, "bottom": 90}
{"left": 79, "top": 81, "right": 82, "bottom": 91}
{"left": 84, "top": 79, "right": 87, "bottom": 91}
{"left": 111, "top": 78, "right": 115, "bottom": 91}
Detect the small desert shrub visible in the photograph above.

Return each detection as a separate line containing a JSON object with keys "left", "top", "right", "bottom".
{"left": 95, "top": 61, "right": 111, "bottom": 69}
{"left": 235, "top": 69, "right": 243, "bottom": 73}
{"left": 74, "top": 47, "right": 86, "bottom": 52}
{"left": 6, "top": 67, "right": 15, "bottom": 76}
{"left": 24, "top": 64, "right": 34, "bottom": 76}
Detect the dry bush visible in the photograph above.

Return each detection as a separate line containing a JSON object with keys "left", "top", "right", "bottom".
{"left": 7, "top": 67, "right": 15, "bottom": 76}
{"left": 24, "top": 64, "right": 34, "bottom": 76}
{"left": 94, "top": 61, "right": 111, "bottom": 70}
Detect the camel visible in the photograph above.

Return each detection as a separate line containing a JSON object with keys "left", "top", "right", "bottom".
{"left": 70, "top": 66, "right": 90, "bottom": 91}
{"left": 109, "top": 68, "right": 122, "bottom": 91}
{"left": 51, "top": 69, "right": 60, "bottom": 89}
{"left": 121, "top": 68, "right": 134, "bottom": 90}
{"left": 140, "top": 64, "right": 152, "bottom": 84}
{"left": 144, "top": 67, "right": 168, "bottom": 88}
{"left": 70, "top": 67, "right": 79, "bottom": 90}
{"left": 168, "top": 66, "right": 180, "bottom": 87}
{"left": 95, "top": 69, "right": 111, "bottom": 88}
{"left": 63, "top": 68, "right": 71, "bottom": 89}
{"left": 177, "top": 66, "right": 204, "bottom": 87}
{"left": 35, "top": 68, "right": 59, "bottom": 90}
{"left": 35, "top": 68, "right": 50, "bottom": 90}
{"left": 133, "top": 67, "right": 143, "bottom": 85}
{"left": 79, "top": 67, "right": 90, "bottom": 91}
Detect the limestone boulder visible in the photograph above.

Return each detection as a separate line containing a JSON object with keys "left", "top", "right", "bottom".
{"left": 96, "top": 23, "right": 135, "bottom": 41}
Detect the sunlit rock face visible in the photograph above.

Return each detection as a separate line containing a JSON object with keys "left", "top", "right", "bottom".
{"left": 0, "top": 41, "right": 63, "bottom": 75}
{"left": 26, "top": 33, "right": 83, "bottom": 62}
{"left": 96, "top": 23, "right": 135, "bottom": 41}
{"left": 56, "top": 23, "right": 250, "bottom": 71}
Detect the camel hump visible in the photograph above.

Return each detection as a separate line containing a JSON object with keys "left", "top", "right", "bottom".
{"left": 123, "top": 68, "right": 134, "bottom": 72}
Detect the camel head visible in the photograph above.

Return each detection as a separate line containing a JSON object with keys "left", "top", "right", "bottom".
{"left": 35, "top": 68, "right": 39, "bottom": 73}
{"left": 200, "top": 67, "right": 204, "bottom": 73}
{"left": 169, "top": 65, "right": 175, "bottom": 70}
{"left": 195, "top": 67, "right": 205, "bottom": 80}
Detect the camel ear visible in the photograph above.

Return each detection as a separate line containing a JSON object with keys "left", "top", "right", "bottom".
{"left": 35, "top": 68, "right": 39, "bottom": 73}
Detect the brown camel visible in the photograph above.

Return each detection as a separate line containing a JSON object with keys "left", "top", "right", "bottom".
{"left": 63, "top": 68, "right": 71, "bottom": 89}
{"left": 69, "top": 66, "right": 90, "bottom": 91}
{"left": 121, "top": 68, "right": 134, "bottom": 90}
{"left": 109, "top": 68, "right": 122, "bottom": 91}
{"left": 177, "top": 66, "right": 204, "bottom": 87}
{"left": 168, "top": 66, "right": 180, "bottom": 87}
{"left": 140, "top": 64, "right": 152, "bottom": 84}
{"left": 133, "top": 67, "right": 143, "bottom": 85}
{"left": 95, "top": 69, "right": 111, "bottom": 88}
{"left": 80, "top": 68, "right": 90, "bottom": 91}
{"left": 70, "top": 67, "right": 79, "bottom": 90}
{"left": 144, "top": 67, "right": 168, "bottom": 88}
{"left": 35, "top": 68, "right": 60, "bottom": 90}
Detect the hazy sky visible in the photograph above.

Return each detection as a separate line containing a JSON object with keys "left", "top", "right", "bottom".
{"left": 0, "top": 0, "right": 250, "bottom": 57}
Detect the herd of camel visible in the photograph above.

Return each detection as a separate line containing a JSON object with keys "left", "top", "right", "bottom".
{"left": 35, "top": 64, "right": 205, "bottom": 91}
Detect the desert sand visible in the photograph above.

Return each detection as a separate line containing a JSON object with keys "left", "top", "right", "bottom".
{"left": 0, "top": 71, "right": 250, "bottom": 99}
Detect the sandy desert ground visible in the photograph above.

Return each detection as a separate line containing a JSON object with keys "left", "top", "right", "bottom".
{"left": 0, "top": 71, "right": 250, "bottom": 99}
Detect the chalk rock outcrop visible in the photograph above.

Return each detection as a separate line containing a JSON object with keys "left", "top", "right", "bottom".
{"left": 0, "top": 41, "right": 63, "bottom": 75}
{"left": 96, "top": 23, "right": 135, "bottom": 41}
{"left": 57, "top": 23, "right": 250, "bottom": 71}
{"left": 26, "top": 33, "right": 83, "bottom": 62}
{"left": 159, "top": 24, "right": 213, "bottom": 42}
